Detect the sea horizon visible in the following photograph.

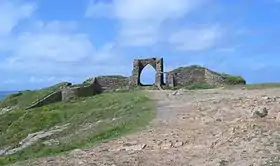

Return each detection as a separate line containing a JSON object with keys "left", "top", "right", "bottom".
{"left": 0, "top": 91, "right": 17, "bottom": 100}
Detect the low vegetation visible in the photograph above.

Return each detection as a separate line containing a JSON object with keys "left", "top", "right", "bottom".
{"left": 0, "top": 82, "right": 71, "bottom": 109}
{"left": 0, "top": 91, "right": 155, "bottom": 165}
{"left": 170, "top": 65, "right": 205, "bottom": 73}
{"left": 2, "top": 66, "right": 280, "bottom": 165}
{"left": 220, "top": 73, "right": 246, "bottom": 85}
{"left": 244, "top": 83, "right": 280, "bottom": 89}
{"left": 222, "top": 82, "right": 280, "bottom": 90}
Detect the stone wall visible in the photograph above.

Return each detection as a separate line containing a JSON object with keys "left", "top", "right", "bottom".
{"left": 61, "top": 83, "right": 100, "bottom": 101}
{"left": 165, "top": 72, "right": 175, "bottom": 88}
{"left": 94, "top": 75, "right": 129, "bottom": 90}
{"left": 205, "top": 69, "right": 225, "bottom": 85}
{"left": 26, "top": 80, "right": 103, "bottom": 109}
{"left": 166, "top": 65, "right": 228, "bottom": 87}
{"left": 25, "top": 75, "right": 128, "bottom": 109}
{"left": 23, "top": 57, "right": 247, "bottom": 109}
{"left": 26, "top": 91, "right": 62, "bottom": 109}
{"left": 167, "top": 66, "right": 207, "bottom": 86}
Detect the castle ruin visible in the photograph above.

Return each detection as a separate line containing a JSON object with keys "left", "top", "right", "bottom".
{"left": 25, "top": 57, "right": 234, "bottom": 109}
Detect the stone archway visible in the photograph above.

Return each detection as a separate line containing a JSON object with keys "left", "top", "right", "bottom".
{"left": 130, "top": 58, "right": 164, "bottom": 87}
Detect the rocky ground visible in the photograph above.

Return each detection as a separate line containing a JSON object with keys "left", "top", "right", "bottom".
{"left": 15, "top": 88, "right": 280, "bottom": 166}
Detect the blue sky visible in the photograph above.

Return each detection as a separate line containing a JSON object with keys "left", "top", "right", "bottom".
{"left": 1, "top": 0, "right": 280, "bottom": 90}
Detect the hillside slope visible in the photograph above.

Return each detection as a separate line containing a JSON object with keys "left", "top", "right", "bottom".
{"left": 0, "top": 90, "right": 155, "bottom": 165}
{"left": 0, "top": 82, "right": 71, "bottom": 109}
{"left": 12, "top": 88, "right": 280, "bottom": 166}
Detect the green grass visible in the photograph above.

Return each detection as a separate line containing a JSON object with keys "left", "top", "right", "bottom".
{"left": 220, "top": 73, "right": 246, "bottom": 85}
{"left": 0, "top": 82, "right": 70, "bottom": 109}
{"left": 244, "top": 83, "right": 280, "bottom": 89}
{"left": 221, "top": 83, "right": 280, "bottom": 90}
{"left": 174, "top": 82, "right": 280, "bottom": 91}
{"left": 0, "top": 91, "right": 155, "bottom": 165}
{"left": 169, "top": 65, "right": 205, "bottom": 73}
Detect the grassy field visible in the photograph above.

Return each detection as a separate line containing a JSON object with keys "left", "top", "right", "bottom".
{"left": 0, "top": 91, "right": 155, "bottom": 165}
{"left": 172, "top": 83, "right": 280, "bottom": 90}
{"left": 243, "top": 83, "right": 280, "bottom": 89}
{"left": 127, "top": 82, "right": 280, "bottom": 91}
{"left": 2, "top": 79, "right": 280, "bottom": 165}
{"left": 0, "top": 82, "right": 70, "bottom": 109}
{"left": 221, "top": 83, "right": 280, "bottom": 90}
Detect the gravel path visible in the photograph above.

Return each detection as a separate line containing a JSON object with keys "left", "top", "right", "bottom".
{"left": 16, "top": 88, "right": 280, "bottom": 166}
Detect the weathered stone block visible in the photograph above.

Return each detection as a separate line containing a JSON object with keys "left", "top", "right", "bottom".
{"left": 166, "top": 73, "right": 175, "bottom": 88}
{"left": 61, "top": 87, "right": 79, "bottom": 101}
{"left": 94, "top": 75, "right": 129, "bottom": 90}
{"left": 61, "top": 84, "right": 97, "bottom": 102}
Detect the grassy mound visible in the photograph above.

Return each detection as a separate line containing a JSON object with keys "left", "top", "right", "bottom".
{"left": 0, "top": 82, "right": 71, "bottom": 109}
{"left": 0, "top": 91, "right": 155, "bottom": 165}
{"left": 168, "top": 65, "right": 246, "bottom": 90}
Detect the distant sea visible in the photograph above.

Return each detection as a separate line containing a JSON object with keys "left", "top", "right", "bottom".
{"left": 0, "top": 91, "right": 16, "bottom": 100}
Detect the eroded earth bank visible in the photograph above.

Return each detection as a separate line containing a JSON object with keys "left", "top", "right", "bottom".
{"left": 17, "top": 88, "right": 280, "bottom": 166}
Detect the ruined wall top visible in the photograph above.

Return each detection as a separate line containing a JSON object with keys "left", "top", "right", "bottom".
{"left": 133, "top": 57, "right": 163, "bottom": 68}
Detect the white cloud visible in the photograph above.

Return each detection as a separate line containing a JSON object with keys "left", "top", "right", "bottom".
{"left": 0, "top": 0, "right": 229, "bottom": 88}
{"left": 2, "top": 79, "right": 17, "bottom": 84}
{"left": 0, "top": 1, "right": 125, "bottom": 81}
{"left": 0, "top": 0, "right": 35, "bottom": 51}
{"left": 92, "top": 43, "right": 118, "bottom": 62}
{"left": 0, "top": 0, "right": 134, "bottom": 88}
{"left": 0, "top": 18, "right": 124, "bottom": 79}
{"left": 29, "top": 76, "right": 44, "bottom": 83}
{"left": 118, "top": 22, "right": 160, "bottom": 46}
{"left": 113, "top": 0, "right": 199, "bottom": 21}
{"left": 26, "top": 20, "right": 79, "bottom": 34}
{"left": 86, "top": 0, "right": 201, "bottom": 20}
{"left": 216, "top": 48, "right": 235, "bottom": 52}
{"left": 86, "top": 0, "right": 205, "bottom": 47}
{"left": 85, "top": 1, "right": 114, "bottom": 18}
{"left": 14, "top": 31, "right": 94, "bottom": 63}
{"left": 12, "top": 20, "right": 88, "bottom": 64}
{"left": 215, "top": 45, "right": 240, "bottom": 53}
{"left": 168, "top": 25, "right": 223, "bottom": 51}
{"left": 28, "top": 76, "right": 57, "bottom": 84}
{"left": 0, "top": 0, "right": 35, "bottom": 36}
{"left": 1, "top": 20, "right": 96, "bottom": 76}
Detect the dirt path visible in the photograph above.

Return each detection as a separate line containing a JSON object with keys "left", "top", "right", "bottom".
{"left": 19, "top": 89, "right": 280, "bottom": 166}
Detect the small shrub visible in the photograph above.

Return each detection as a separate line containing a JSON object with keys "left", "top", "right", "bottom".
{"left": 42, "top": 106, "right": 50, "bottom": 112}
{"left": 221, "top": 73, "right": 246, "bottom": 85}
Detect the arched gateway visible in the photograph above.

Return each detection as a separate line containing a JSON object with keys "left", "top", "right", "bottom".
{"left": 129, "top": 58, "right": 164, "bottom": 86}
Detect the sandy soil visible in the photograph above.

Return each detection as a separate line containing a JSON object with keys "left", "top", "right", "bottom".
{"left": 17, "top": 88, "right": 280, "bottom": 166}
